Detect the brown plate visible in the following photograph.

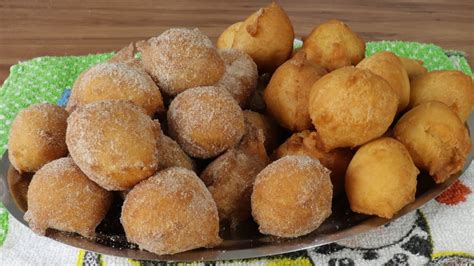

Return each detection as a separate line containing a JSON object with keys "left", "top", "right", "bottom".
{"left": 1, "top": 113, "right": 473, "bottom": 262}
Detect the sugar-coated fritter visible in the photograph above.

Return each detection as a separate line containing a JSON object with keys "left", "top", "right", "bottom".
{"left": 24, "top": 158, "right": 112, "bottom": 237}
{"left": 9, "top": 103, "right": 69, "bottom": 173}
{"left": 251, "top": 155, "right": 332, "bottom": 238}
{"left": 66, "top": 100, "right": 160, "bottom": 190}
{"left": 167, "top": 86, "right": 246, "bottom": 158}
{"left": 121, "top": 167, "right": 221, "bottom": 255}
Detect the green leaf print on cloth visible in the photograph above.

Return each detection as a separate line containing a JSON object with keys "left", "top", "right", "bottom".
{"left": 0, "top": 203, "right": 8, "bottom": 246}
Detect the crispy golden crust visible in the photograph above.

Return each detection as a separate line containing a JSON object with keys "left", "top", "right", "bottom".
{"left": 273, "top": 130, "right": 353, "bottom": 196}
{"left": 264, "top": 51, "right": 327, "bottom": 131}
{"left": 394, "top": 101, "right": 471, "bottom": 183}
{"left": 302, "top": 19, "right": 365, "bottom": 71}
{"left": 24, "top": 158, "right": 112, "bottom": 237}
{"left": 167, "top": 86, "right": 246, "bottom": 158}
{"left": 308, "top": 67, "right": 398, "bottom": 151}
{"left": 8, "top": 103, "right": 69, "bottom": 173}
{"left": 66, "top": 100, "right": 160, "bottom": 190}
{"left": 409, "top": 70, "right": 474, "bottom": 122}
{"left": 357, "top": 51, "right": 410, "bottom": 112}
{"left": 399, "top": 57, "right": 427, "bottom": 79}
{"left": 66, "top": 61, "right": 164, "bottom": 116}
{"left": 121, "top": 167, "right": 222, "bottom": 255}
{"left": 216, "top": 22, "right": 243, "bottom": 49}
{"left": 201, "top": 123, "right": 269, "bottom": 227}
{"left": 251, "top": 155, "right": 332, "bottom": 238}
{"left": 345, "top": 137, "right": 418, "bottom": 219}
{"left": 232, "top": 2, "right": 294, "bottom": 73}
{"left": 137, "top": 28, "right": 225, "bottom": 96}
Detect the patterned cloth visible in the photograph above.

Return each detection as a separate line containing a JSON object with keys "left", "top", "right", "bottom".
{"left": 0, "top": 41, "right": 473, "bottom": 265}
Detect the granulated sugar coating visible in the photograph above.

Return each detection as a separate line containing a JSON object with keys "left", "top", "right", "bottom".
{"left": 24, "top": 157, "right": 113, "bottom": 238}
{"left": 156, "top": 133, "right": 195, "bottom": 171}
{"left": 66, "top": 62, "right": 164, "bottom": 116}
{"left": 167, "top": 86, "right": 246, "bottom": 159}
{"left": 215, "top": 48, "right": 258, "bottom": 107}
{"left": 251, "top": 155, "right": 333, "bottom": 238}
{"left": 8, "top": 103, "right": 69, "bottom": 173}
{"left": 138, "top": 28, "right": 225, "bottom": 96}
{"left": 66, "top": 100, "right": 160, "bottom": 191}
{"left": 201, "top": 122, "right": 269, "bottom": 228}
{"left": 121, "top": 167, "right": 221, "bottom": 255}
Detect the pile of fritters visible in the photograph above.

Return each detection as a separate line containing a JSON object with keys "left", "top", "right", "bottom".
{"left": 8, "top": 2, "right": 473, "bottom": 256}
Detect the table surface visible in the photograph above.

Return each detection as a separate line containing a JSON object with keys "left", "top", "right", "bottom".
{"left": 0, "top": 0, "right": 473, "bottom": 85}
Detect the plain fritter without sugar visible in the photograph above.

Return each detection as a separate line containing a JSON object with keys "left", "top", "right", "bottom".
{"left": 251, "top": 155, "right": 333, "bottom": 238}
{"left": 121, "top": 167, "right": 221, "bottom": 255}
{"left": 137, "top": 28, "right": 225, "bottom": 96}
{"left": 409, "top": 70, "right": 474, "bottom": 122}
{"left": 216, "top": 22, "right": 243, "bottom": 49}
{"left": 167, "top": 86, "right": 246, "bottom": 159}
{"left": 264, "top": 51, "right": 327, "bottom": 131}
{"left": 346, "top": 137, "right": 418, "bottom": 219}
{"left": 399, "top": 56, "right": 428, "bottom": 80}
{"left": 232, "top": 2, "right": 294, "bottom": 73}
{"left": 273, "top": 130, "right": 353, "bottom": 197}
{"left": 394, "top": 101, "right": 471, "bottom": 183}
{"left": 301, "top": 19, "right": 365, "bottom": 71}
{"left": 215, "top": 48, "right": 258, "bottom": 107}
{"left": 357, "top": 51, "right": 410, "bottom": 112}
{"left": 24, "top": 157, "right": 113, "bottom": 238}
{"left": 201, "top": 122, "right": 270, "bottom": 227}
{"left": 66, "top": 100, "right": 160, "bottom": 190}
{"left": 8, "top": 103, "right": 69, "bottom": 173}
{"left": 308, "top": 67, "right": 398, "bottom": 151}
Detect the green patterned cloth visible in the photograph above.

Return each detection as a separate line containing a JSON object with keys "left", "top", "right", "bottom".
{"left": 0, "top": 41, "right": 473, "bottom": 265}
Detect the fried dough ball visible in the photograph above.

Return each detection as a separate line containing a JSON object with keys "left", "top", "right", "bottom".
{"left": 399, "top": 57, "right": 427, "bottom": 79}
{"left": 137, "top": 28, "right": 225, "bottom": 96}
{"left": 216, "top": 22, "right": 243, "bottom": 49}
{"left": 264, "top": 51, "right": 327, "bottom": 131}
{"left": 168, "top": 86, "right": 246, "bottom": 158}
{"left": 215, "top": 48, "right": 258, "bottom": 107}
{"left": 24, "top": 158, "right": 113, "bottom": 237}
{"left": 243, "top": 110, "right": 282, "bottom": 152}
{"left": 156, "top": 132, "right": 195, "bottom": 171}
{"left": 8, "top": 103, "right": 68, "bottom": 173}
{"left": 66, "top": 61, "right": 164, "bottom": 116}
{"left": 308, "top": 67, "right": 399, "bottom": 151}
{"left": 66, "top": 100, "right": 160, "bottom": 190}
{"left": 409, "top": 70, "right": 474, "bottom": 122}
{"left": 251, "top": 155, "right": 332, "bottom": 238}
{"left": 302, "top": 19, "right": 365, "bottom": 71}
{"left": 345, "top": 137, "right": 418, "bottom": 219}
{"left": 394, "top": 101, "right": 471, "bottom": 183}
{"left": 357, "top": 51, "right": 410, "bottom": 112}
{"left": 201, "top": 123, "right": 269, "bottom": 227}
{"left": 121, "top": 167, "right": 222, "bottom": 255}
{"left": 274, "top": 131, "right": 353, "bottom": 196}
{"left": 232, "top": 2, "right": 294, "bottom": 73}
